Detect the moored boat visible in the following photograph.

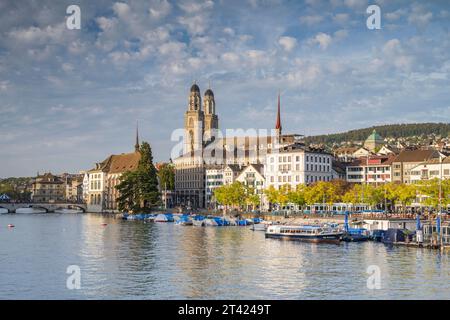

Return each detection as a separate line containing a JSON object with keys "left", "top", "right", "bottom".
{"left": 0, "top": 208, "right": 8, "bottom": 214}
{"left": 175, "top": 215, "right": 193, "bottom": 226}
{"left": 154, "top": 213, "right": 174, "bottom": 222}
{"left": 265, "top": 225, "right": 343, "bottom": 243}
{"left": 341, "top": 228, "right": 370, "bottom": 242}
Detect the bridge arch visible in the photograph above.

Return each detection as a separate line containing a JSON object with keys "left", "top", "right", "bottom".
{"left": 14, "top": 205, "right": 49, "bottom": 213}
{"left": 54, "top": 204, "right": 86, "bottom": 213}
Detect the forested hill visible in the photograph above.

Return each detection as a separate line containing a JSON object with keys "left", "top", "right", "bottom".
{"left": 304, "top": 123, "right": 450, "bottom": 145}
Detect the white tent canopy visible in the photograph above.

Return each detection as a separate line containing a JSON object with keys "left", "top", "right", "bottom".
{"left": 0, "top": 194, "right": 10, "bottom": 201}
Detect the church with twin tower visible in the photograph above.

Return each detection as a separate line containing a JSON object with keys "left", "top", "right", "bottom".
{"left": 174, "top": 82, "right": 295, "bottom": 209}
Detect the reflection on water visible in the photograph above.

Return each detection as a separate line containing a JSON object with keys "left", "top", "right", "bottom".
{"left": 0, "top": 213, "right": 448, "bottom": 299}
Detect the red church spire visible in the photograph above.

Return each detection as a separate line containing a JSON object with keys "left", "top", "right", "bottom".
{"left": 275, "top": 92, "right": 282, "bottom": 134}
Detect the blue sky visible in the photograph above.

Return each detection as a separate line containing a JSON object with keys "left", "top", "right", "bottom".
{"left": 1, "top": 0, "right": 450, "bottom": 177}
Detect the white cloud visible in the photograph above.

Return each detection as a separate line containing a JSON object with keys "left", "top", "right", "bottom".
{"left": 0, "top": 80, "right": 10, "bottom": 91}
{"left": 112, "top": 2, "right": 131, "bottom": 19}
{"left": 333, "top": 13, "right": 349, "bottom": 24}
{"left": 149, "top": 0, "right": 172, "bottom": 19}
{"left": 408, "top": 6, "right": 433, "bottom": 29}
{"left": 343, "top": 0, "right": 366, "bottom": 10}
{"left": 221, "top": 52, "right": 240, "bottom": 64}
{"left": 309, "top": 32, "right": 332, "bottom": 50}
{"left": 385, "top": 9, "right": 406, "bottom": 21}
{"left": 382, "top": 39, "right": 414, "bottom": 71}
{"left": 278, "top": 36, "right": 297, "bottom": 52}
{"left": 178, "top": 0, "right": 214, "bottom": 13}
{"left": 223, "top": 27, "right": 235, "bottom": 36}
{"left": 96, "top": 17, "right": 117, "bottom": 32}
{"left": 178, "top": 15, "right": 209, "bottom": 35}
{"left": 61, "top": 63, "right": 74, "bottom": 73}
{"left": 299, "top": 14, "right": 323, "bottom": 26}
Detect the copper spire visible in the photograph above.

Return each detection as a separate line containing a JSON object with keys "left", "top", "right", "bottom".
{"left": 275, "top": 92, "right": 282, "bottom": 133}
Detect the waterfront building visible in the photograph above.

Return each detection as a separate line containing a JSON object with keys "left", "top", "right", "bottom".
{"left": 204, "top": 164, "right": 246, "bottom": 209}
{"left": 264, "top": 143, "right": 333, "bottom": 191}
{"left": 392, "top": 149, "right": 440, "bottom": 184}
{"left": 31, "top": 172, "right": 65, "bottom": 203}
{"left": 409, "top": 156, "right": 450, "bottom": 183}
{"left": 346, "top": 155, "right": 396, "bottom": 185}
{"left": 86, "top": 131, "right": 141, "bottom": 213}
{"left": 173, "top": 84, "right": 296, "bottom": 208}
{"left": 235, "top": 164, "right": 265, "bottom": 208}
{"left": 62, "top": 174, "right": 83, "bottom": 202}
{"left": 205, "top": 166, "right": 224, "bottom": 209}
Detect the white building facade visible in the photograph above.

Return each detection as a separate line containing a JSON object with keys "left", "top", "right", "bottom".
{"left": 264, "top": 144, "right": 333, "bottom": 190}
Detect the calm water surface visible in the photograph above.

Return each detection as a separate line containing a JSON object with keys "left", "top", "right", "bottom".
{"left": 0, "top": 213, "right": 449, "bottom": 299}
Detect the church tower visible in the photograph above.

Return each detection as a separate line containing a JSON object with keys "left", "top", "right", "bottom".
{"left": 203, "top": 86, "right": 219, "bottom": 142}
{"left": 184, "top": 83, "right": 204, "bottom": 155}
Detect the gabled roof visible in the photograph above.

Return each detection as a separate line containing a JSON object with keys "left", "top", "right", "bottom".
{"left": 393, "top": 149, "right": 439, "bottom": 163}
{"left": 236, "top": 163, "right": 265, "bottom": 181}
{"left": 90, "top": 152, "right": 141, "bottom": 174}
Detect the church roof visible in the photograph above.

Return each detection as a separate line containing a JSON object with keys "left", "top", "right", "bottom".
{"left": 90, "top": 152, "right": 141, "bottom": 174}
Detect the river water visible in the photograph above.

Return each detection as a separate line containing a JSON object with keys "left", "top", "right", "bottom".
{"left": 0, "top": 213, "right": 448, "bottom": 299}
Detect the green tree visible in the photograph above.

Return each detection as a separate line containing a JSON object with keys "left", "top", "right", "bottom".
{"left": 214, "top": 182, "right": 247, "bottom": 212}
{"left": 264, "top": 185, "right": 279, "bottom": 209}
{"left": 157, "top": 163, "right": 175, "bottom": 190}
{"left": 116, "top": 142, "right": 160, "bottom": 212}
{"left": 288, "top": 184, "right": 306, "bottom": 208}
{"left": 395, "top": 183, "right": 417, "bottom": 211}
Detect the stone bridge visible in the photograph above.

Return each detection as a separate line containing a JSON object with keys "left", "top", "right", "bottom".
{"left": 0, "top": 202, "right": 87, "bottom": 213}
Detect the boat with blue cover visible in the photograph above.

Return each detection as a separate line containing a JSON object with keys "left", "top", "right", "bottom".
{"left": 175, "top": 214, "right": 193, "bottom": 225}
{"left": 192, "top": 215, "right": 206, "bottom": 226}
{"left": 154, "top": 213, "right": 174, "bottom": 222}
{"left": 265, "top": 224, "right": 343, "bottom": 243}
{"left": 341, "top": 228, "right": 370, "bottom": 242}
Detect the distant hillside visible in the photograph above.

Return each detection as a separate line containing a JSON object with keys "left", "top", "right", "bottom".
{"left": 304, "top": 123, "right": 450, "bottom": 145}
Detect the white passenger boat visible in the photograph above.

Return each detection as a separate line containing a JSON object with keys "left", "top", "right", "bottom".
{"left": 0, "top": 208, "right": 8, "bottom": 214}
{"left": 265, "top": 225, "right": 343, "bottom": 243}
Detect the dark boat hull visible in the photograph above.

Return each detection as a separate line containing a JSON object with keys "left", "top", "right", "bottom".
{"left": 265, "top": 233, "right": 342, "bottom": 244}
{"left": 341, "top": 234, "right": 369, "bottom": 242}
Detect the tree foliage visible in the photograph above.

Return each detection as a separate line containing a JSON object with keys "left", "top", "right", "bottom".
{"left": 115, "top": 142, "right": 160, "bottom": 212}
{"left": 304, "top": 123, "right": 450, "bottom": 145}
{"left": 157, "top": 163, "right": 175, "bottom": 191}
